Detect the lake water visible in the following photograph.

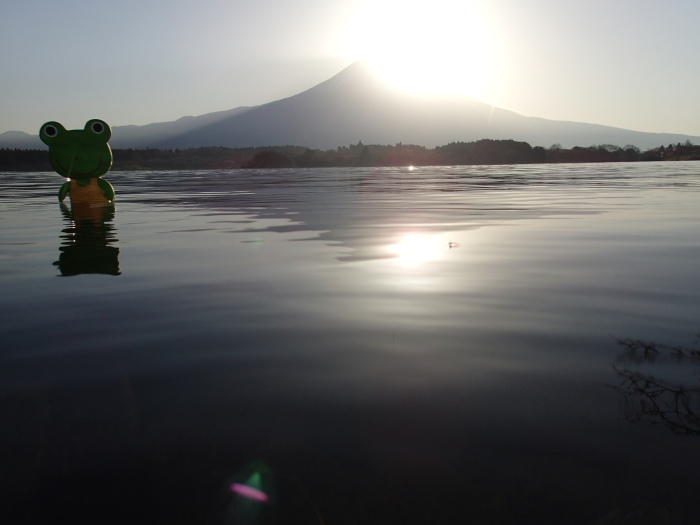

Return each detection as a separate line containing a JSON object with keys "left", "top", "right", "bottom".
{"left": 2, "top": 163, "right": 700, "bottom": 524}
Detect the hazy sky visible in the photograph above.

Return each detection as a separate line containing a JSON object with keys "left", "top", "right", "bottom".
{"left": 2, "top": 0, "right": 699, "bottom": 137}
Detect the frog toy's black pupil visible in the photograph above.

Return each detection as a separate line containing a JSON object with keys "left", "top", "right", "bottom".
{"left": 92, "top": 122, "right": 104, "bottom": 133}
{"left": 45, "top": 126, "right": 57, "bottom": 137}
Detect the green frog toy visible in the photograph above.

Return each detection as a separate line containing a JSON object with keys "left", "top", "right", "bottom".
{"left": 40, "top": 119, "right": 115, "bottom": 205}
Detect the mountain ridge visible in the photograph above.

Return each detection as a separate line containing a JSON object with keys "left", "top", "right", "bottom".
{"left": 3, "top": 60, "right": 699, "bottom": 151}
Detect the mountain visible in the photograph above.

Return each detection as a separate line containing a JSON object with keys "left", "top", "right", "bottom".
{"left": 0, "top": 130, "right": 42, "bottom": 149}
{"left": 3, "top": 61, "right": 699, "bottom": 151}
{"left": 110, "top": 106, "right": 253, "bottom": 148}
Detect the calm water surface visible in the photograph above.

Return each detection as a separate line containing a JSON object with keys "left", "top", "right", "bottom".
{"left": 2, "top": 163, "right": 700, "bottom": 524}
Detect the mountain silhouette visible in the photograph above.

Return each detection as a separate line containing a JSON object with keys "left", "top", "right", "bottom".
{"left": 0, "top": 130, "right": 41, "bottom": 149}
{"left": 4, "top": 60, "right": 699, "bottom": 151}
{"left": 117, "top": 61, "right": 700, "bottom": 150}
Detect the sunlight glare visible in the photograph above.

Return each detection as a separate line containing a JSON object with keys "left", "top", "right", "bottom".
{"left": 344, "top": 0, "right": 498, "bottom": 100}
{"left": 392, "top": 234, "right": 444, "bottom": 266}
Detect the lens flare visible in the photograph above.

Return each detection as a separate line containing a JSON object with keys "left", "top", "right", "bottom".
{"left": 230, "top": 483, "right": 269, "bottom": 503}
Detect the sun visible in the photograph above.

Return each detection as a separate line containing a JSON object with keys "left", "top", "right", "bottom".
{"left": 343, "top": 0, "right": 499, "bottom": 100}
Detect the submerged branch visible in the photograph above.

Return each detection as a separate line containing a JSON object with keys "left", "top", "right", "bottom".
{"left": 612, "top": 337, "right": 700, "bottom": 435}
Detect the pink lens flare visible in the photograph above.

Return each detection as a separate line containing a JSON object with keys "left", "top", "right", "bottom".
{"left": 230, "top": 483, "right": 269, "bottom": 502}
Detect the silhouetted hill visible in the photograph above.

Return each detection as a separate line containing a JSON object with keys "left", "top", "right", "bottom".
{"left": 6, "top": 140, "right": 699, "bottom": 172}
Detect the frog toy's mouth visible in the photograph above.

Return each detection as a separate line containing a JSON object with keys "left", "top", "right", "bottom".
{"left": 56, "top": 157, "right": 103, "bottom": 178}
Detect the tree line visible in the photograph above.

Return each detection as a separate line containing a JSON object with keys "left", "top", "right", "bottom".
{"left": 2, "top": 139, "right": 699, "bottom": 172}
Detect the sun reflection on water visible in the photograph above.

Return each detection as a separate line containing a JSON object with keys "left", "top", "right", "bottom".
{"left": 391, "top": 233, "right": 453, "bottom": 267}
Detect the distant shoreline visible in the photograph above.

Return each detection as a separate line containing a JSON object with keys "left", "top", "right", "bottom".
{"left": 2, "top": 139, "right": 699, "bottom": 172}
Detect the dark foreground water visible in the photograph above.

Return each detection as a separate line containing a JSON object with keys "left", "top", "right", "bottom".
{"left": 2, "top": 163, "right": 700, "bottom": 524}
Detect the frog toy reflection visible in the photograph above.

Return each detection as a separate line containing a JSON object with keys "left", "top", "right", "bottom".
{"left": 40, "top": 119, "right": 115, "bottom": 205}
{"left": 54, "top": 203, "right": 121, "bottom": 276}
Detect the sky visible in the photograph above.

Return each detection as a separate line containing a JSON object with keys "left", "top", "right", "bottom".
{"left": 2, "top": 0, "right": 699, "bottom": 138}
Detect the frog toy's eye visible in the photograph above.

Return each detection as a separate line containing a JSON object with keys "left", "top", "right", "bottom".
{"left": 85, "top": 119, "right": 112, "bottom": 141}
{"left": 40, "top": 121, "right": 66, "bottom": 145}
